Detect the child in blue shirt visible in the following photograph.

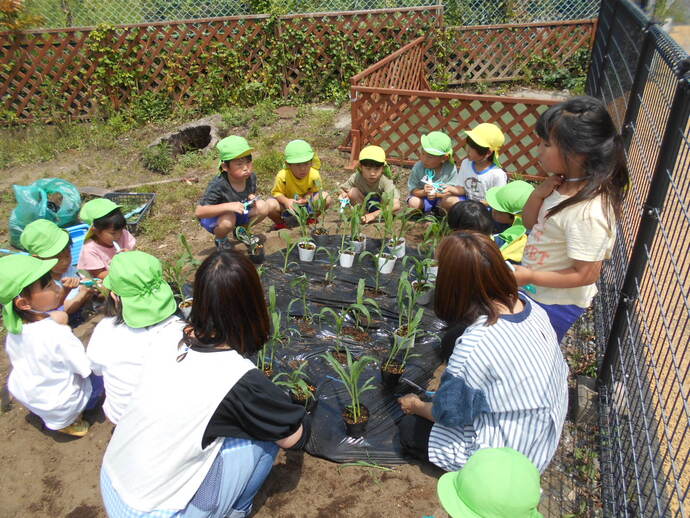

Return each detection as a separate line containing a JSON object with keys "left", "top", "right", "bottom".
{"left": 407, "top": 131, "right": 458, "bottom": 214}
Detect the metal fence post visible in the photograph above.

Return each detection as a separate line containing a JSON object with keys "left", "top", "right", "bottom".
{"left": 599, "top": 71, "right": 690, "bottom": 383}
{"left": 592, "top": 0, "right": 618, "bottom": 98}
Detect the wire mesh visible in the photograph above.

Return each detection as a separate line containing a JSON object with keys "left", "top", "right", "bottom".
{"left": 21, "top": 0, "right": 600, "bottom": 29}
{"left": 588, "top": 0, "right": 690, "bottom": 515}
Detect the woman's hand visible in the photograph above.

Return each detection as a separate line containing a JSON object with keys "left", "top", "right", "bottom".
{"left": 398, "top": 394, "right": 422, "bottom": 416}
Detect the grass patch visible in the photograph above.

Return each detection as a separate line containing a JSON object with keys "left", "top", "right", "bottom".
{"left": 253, "top": 149, "right": 284, "bottom": 192}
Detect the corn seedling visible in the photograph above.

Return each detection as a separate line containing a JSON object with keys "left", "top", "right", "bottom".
{"left": 257, "top": 311, "right": 285, "bottom": 375}
{"left": 290, "top": 203, "right": 312, "bottom": 242}
{"left": 396, "top": 272, "right": 425, "bottom": 329}
{"left": 310, "top": 184, "right": 330, "bottom": 230}
{"left": 318, "top": 306, "right": 348, "bottom": 339}
{"left": 322, "top": 347, "right": 377, "bottom": 424}
{"left": 317, "top": 246, "right": 339, "bottom": 285}
{"left": 353, "top": 278, "right": 381, "bottom": 328}
{"left": 346, "top": 199, "right": 367, "bottom": 241}
{"left": 279, "top": 231, "right": 299, "bottom": 273}
{"left": 402, "top": 255, "right": 435, "bottom": 288}
{"left": 287, "top": 275, "right": 315, "bottom": 323}
{"left": 273, "top": 361, "right": 315, "bottom": 404}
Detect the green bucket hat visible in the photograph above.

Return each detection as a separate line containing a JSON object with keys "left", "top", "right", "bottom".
{"left": 0, "top": 255, "right": 58, "bottom": 334}
{"left": 437, "top": 448, "right": 544, "bottom": 518}
{"left": 20, "top": 219, "right": 70, "bottom": 258}
{"left": 284, "top": 140, "right": 315, "bottom": 164}
{"left": 80, "top": 198, "right": 121, "bottom": 226}
{"left": 486, "top": 180, "right": 535, "bottom": 214}
{"left": 217, "top": 136, "right": 253, "bottom": 163}
{"left": 421, "top": 131, "right": 453, "bottom": 157}
{"left": 103, "top": 251, "right": 177, "bottom": 329}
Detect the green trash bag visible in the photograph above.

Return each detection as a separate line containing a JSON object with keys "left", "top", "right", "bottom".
{"left": 9, "top": 178, "right": 81, "bottom": 249}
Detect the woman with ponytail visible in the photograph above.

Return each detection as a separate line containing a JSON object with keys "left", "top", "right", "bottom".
{"left": 513, "top": 96, "right": 629, "bottom": 340}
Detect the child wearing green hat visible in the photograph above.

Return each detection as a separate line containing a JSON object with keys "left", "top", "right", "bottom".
{"left": 266, "top": 139, "right": 331, "bottom": 230}
{"left": 20, "top": 219, "right": 94, "bottom": 319}
{"left": 78, "top": 198, "right": 136, "bottom": 279}
{"left": 444, "top": 123, "right": 508, "bottom": 204}
{"left": 196, "top": 135, "right": 268, "bottom": 250}
{"left": 408, "top": 131, "right": 459, "bottom": 214}
{"left": 87, "top": 251, "right": 185, "bottom": 425}
{"left": 437, "top": 448, "right": 544, "bottom": 518}
{"left": 486, "top": 180, "right": 535, "bottom": 263}
{"left": 339, "top": 145, "right": 400, "bottom": 223}
{"left": 0, "top": 254, "right": 102, "bottom": 437}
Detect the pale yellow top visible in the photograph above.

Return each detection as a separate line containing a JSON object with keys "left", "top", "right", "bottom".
{"left": 522, "top": 191, "right": 616, "bottom": 307}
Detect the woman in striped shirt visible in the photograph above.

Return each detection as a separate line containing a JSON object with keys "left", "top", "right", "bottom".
{"left": 397, "top": 231, "right": 568, "bottom": 472}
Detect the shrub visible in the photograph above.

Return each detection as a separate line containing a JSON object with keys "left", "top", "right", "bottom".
{"left": 141, "top": 142, "right": 174, "bottom": 174}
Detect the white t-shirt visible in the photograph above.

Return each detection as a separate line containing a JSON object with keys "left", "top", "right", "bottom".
{"left": 453, "top": 158, "right": 507, "bottom": 202}
{"left": 5, "top": 318, "right": 92, "bottom": 430}
{"left": 522, "top": 191, "right": 616, "bottom": 307}
{"left": 88, "top": 315, "right": 186, "bottom": 424}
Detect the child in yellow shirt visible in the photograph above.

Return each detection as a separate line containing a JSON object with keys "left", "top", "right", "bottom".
{"left": 266, "top": 140, "right": 331, "bottom": 230}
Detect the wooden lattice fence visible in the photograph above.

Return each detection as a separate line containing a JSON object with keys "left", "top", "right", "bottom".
{"left": 342, "top": 33, "right": 569, "bottom": 176}
{"left": 0, "top": 6, "right": 443, "bottom": 121}
{"left": 431, "top": 19, "right": 597, "bottom": 84}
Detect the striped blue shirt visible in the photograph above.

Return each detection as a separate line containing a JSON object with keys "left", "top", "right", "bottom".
{"left": 428, "top": 294, "right": 569, "bottom": 473}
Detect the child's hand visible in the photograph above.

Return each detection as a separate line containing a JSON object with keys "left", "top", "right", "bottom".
{"left": 228, "top": 201, "right": 246, "bottom": 214}
{"left": 48, "top": 310, "right": 69, "bottom": 326}
{"left": 248, "top": 194, "right": 256, "bottom": 200}
{"left": 398, "top": 393, "right": 422, "bottom": 415}
{"left": 61, "top": 277, "right": 81, "bottom": 289}
{"left": 512, "top": 265, "right": 534, "bottom": 286}
{"left": 534, "top": 174, "right": 563, "bottom": 199}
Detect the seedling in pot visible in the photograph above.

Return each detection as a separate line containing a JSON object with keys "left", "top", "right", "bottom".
{"left": 279, "top": 231, "right": 299, "bottom": 273}
{"left": 382, "top": 306, "right": 423, "bottom": 388}
{"left": 290, "top": 203, "right": 313, "bottom": 242}
{"left": 309, "top": 185, "right": 330, "bottom": 239}
{"left": 402, "top": 256, "right": 435, "bottom": 304}
{"left": 345, "top": 199, "right": 367, "bottom": 252}
{"left": 316, "top": 246, "right": 339, "bottom": 285}
{"left": 273, "top": 361, "right": 317, "bottom": 413}
{"left": 257, "top": 310, "right": 287, "bottom": 377}
{"left": 287, "top": 274, "right": 315, "bottom": 325}
{"left": 322, "top": 348, "right": 377, "bottom": 437}
{"left": 352, "top": 278, "right": 381, "bottom": 329}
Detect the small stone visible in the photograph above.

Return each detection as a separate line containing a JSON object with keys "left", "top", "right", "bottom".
{"left": 276, "top": 106, "right": 298, "bottom": 119}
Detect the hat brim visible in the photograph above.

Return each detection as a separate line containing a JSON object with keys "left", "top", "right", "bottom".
{"left": 285, "top": 152, "right": 315, "bottom": 164}
{"left": 437, "top": 472, "right": 483, "bottom": 518}
{"left": 463, "top": 129, "right": 492, "bottom": 150}
{"left": 37, "top": 231, "right": 70, "bottom": 259}
{"left": 420, "top": 134, "right": 450, "bottom": 156}
{"left": 485, "top": 186, "right": 508, "bottom": 213}
{"left": 119, "top": 282, "right": 177, "bottom": 328}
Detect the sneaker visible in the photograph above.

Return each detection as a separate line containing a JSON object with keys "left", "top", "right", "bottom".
{"left": 306, "top": 217, "right": 318, "bottom": 225}
{"left": 57, "top": 418, "right": 89, "bottom": 437}
{"left": 215, "top": 238, "right": 234, "bottom": 251}
{"left": 234, "top": 226, "right": 252, "bottom": 246}
{"left": 272, "top": 220, "right": 289, "bottom": 231}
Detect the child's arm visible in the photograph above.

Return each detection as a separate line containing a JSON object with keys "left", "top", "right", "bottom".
{"left": 275, "top": 423, "right": 304, "bottom": 449}
{"left": 48, "top": 310, "right": 69, "bottom": 326}
{"left": 522, "top": 175, "right": 562, "bottom": 229}
{"left": 63, "top": 286, "right": 95, "bottom": 315}
{"left": 195, "top": 202, "right": 246, "bottom": 219}
{"left": 513, "top": 259, "right": 603, "bottom": 289}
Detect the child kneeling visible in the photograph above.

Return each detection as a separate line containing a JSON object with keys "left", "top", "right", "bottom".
{"left": 195, "top": 136, "right": 268, "bottom": 251}
{"left": 339, "top": 145, "right": 400, "bottom": 223}
{"left": 0, "top": 255, "right": 102, "bottom": 437}
{"left": 267, "top": 140, "right": 331, "bottom": 230}
{"left": 407, "top": 131, "right": 458, "bottom": 214}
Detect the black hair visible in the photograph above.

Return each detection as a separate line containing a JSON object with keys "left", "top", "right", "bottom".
{"left": 447, "top": 200, "right": 493, "bottom": 234}
{"left": 185, "top": 250, "right": 269, "bottom": 356}
{"left": 103, "top": 293, "right": 126, "bottom": 326}
{"left": 14, "top": 271, "right": 53, "bottom": 324}
{"left": 466, "top": 136, "right": 495, "bottom": 164}
{"left": 93, "top": 208, "right": 126, "bottom": 232}
{"left": 536, "top": 95, "right": 629, "bottom": 219}
{"left": 359, "top": 158, "right": 384, "bottom": 168}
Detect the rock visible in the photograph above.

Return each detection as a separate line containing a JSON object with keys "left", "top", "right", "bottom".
{"left": 573, "top": 375, "right": 598, "bottom": 426}
{"left": 276, "top": 106, "right": 298, "bottom": 119}
{"left": 147, "top": 114, "right": 223, "bottom": 156}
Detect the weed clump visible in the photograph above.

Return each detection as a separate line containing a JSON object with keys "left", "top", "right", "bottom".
{"left": 141, "top": 142, "right": 174, "bottom": 174}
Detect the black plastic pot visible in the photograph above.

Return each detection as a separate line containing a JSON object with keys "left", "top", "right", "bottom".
{"left": 311, "top": 228, "right": 329, "bottom": 247}
{"left": 343, "top": 405, "right": 369, "bottom": 438}
{"left": 380, "top": 364, "right": 403, "bottom": 388}
{"left": 249, "top": 245, "right": 265, "bottom": 264}
{"left": 291, "top": 390, "right": 318, "bottom": 414}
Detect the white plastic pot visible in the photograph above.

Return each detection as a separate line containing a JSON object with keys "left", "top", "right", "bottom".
{"left": 412, "top": 281, "right": 433, "bottom": 305}
{"left": 377, "top": 253, "right": 396, "bottom": 274}
{"left": 425, "top": 263, "right": 439, "bottom": 282}
{"left": 178, "top": 298, "right": 193, "bottom": 319}
{"left": 393, "top": 327, "right": 415, "bottom": 350}
{"left": 350, "top": 235, "right": 366, "bottom": 253}
{"left": 387, "top": 238, "right": 406, "bottom": 259}
{"left": 298, "top": 241, "right": 316, "bottom": 262}
{"left": 339, "top": 250, "right": 356, "bottom": 268}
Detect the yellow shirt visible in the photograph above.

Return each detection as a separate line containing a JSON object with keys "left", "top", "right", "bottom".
{"left": 522, "top": 192, "right": 616, "bottom": 307}
{"left": 271, "top": 168, "right": 322, "bottom": 199}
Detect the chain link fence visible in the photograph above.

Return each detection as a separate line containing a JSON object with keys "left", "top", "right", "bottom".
{"left": 587, "top": 0, "right": 690, "bottom": 515}
{"left": 21, "top": 0, "right": 600, "bottom": 29}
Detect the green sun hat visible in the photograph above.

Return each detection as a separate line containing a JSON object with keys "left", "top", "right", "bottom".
{"left": 20, "top": 219, "right": 70, "bottom": 258}
{"left": 103, "top": 251, "right": 177, "bottom": 329}
{"left": 437, "top": 448, "right": 543, "bottom": 518}
{"left": 0, "top": 255, "right": 58, "bottom": 334}
{"left": 217, "top": 135, "right": 253, "bottom": 163}
{"left": 485, "top": 181, "right": 535, "bottom": 214}
{"left": 80, "top": 198, "right": 121, "bottom": 226}
{"left": 420, "top": 131, "right": 453, "bottom": 157}
{"left": 284, "top": 140, "right": 315, "bottom": 164}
